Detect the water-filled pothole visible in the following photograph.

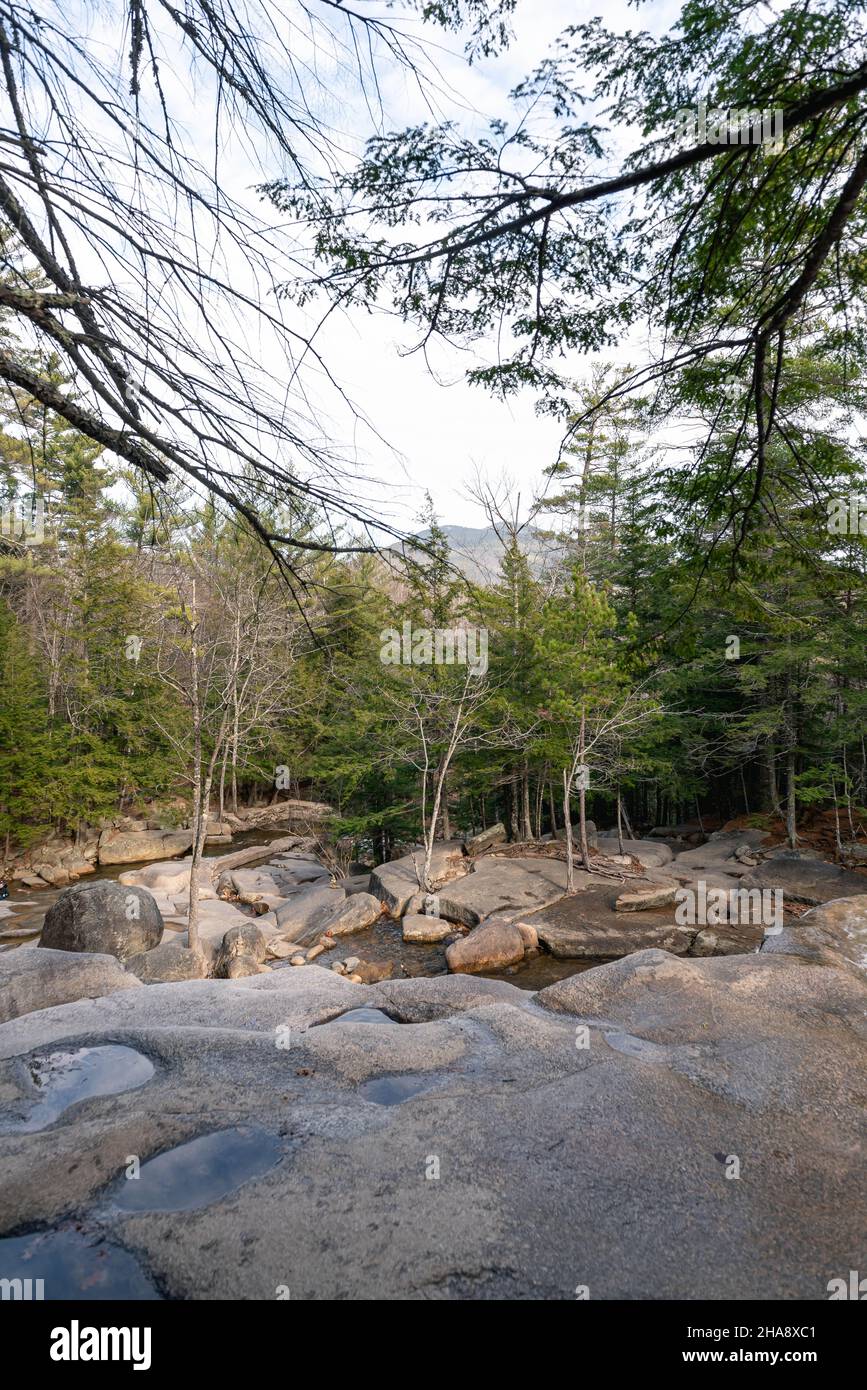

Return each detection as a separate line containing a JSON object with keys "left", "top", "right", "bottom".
{"left": 3, "top": 1045, "right": 155, "bottom": 1133}
{"left": 108, "top": 1126, "right": 282, "bottom": 1214}
{"left": 358, "top": 1074, "right": 436, "bottom": 1106}
{"left": 0, "top": 1227, "right": 160, "bottom": 1299}
{"left": 325, "top": 1007, "right": 400, "bottom": 1026}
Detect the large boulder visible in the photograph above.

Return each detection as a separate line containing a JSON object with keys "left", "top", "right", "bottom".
{"left": 0, "top": 948, "right": 141, "bottom": 1023}
{"left": 596, "top": 836, "right": 669, "bottom": 866}
{"left": 97, "top": 828, "right": 193, "bottom": 866}
{"left": 464, "top": 823, "right": 507, "bottom": 854}
{"left": 525, "top": 884, "right": 761, "bottom": 959}
{"left": 760, "top": 895, "right": 867, "bottom": 972}
{"left": 740, "top": 857, "right": 867, "bottom": 906}
{"left": 314, "top": 892, "right": 382, "bottom": 938}
{"left": 39, "top": 881, "right": 164, "bottom": 960}
{"left": 535, "top": 918, "right": 694, "bottom": 959}
{"left": 269, "top": 881, "right": 344, "bottom": 935}
{"left": 552, "top": 820, "right": 598, "bottom": 848}
{"left": 436, "top": 856, "right": 572, "bottom": 928}
{"left": 369, "top": 843, "right": 468, "bottom": 918}
{"left": 445, "top": 918, "right": 525, "bottom": 973}
{"left": 215, "top": 923, "right": 269, "bottom": 977}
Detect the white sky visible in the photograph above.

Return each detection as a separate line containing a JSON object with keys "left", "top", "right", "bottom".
{"left": 231, "top": 0, "right": 681, "bottom": 533}
{"left": 10, "top": 1, "right": 682, "bottom": 536}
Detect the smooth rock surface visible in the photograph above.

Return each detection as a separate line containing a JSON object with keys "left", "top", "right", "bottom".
{"left": 741, "top": 857, "right": 867, "bottom": 905}
{"left": 126, "top": 943, "right": 210, "bottom": 983}
{"left": 98, "top": 828, "right": 193, "bottom": 866}
{"left": 369, "top": 843, "right": 468, "bottom": 917}
{"left": 436, "top": 856, "right": 574, "bottom": 927}
{"left": 760, "top": 895, "right": 867, "bottom": 972}
{"left": 0, "top": 949, "right": 141, "bottom": 1023}
{"left": 402, "top": 913, "right": 454, "bottom": 944}
{"left": 0, "top": 958, "right": 863, "bottom": 1299}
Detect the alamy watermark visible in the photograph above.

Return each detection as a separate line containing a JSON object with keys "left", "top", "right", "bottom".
{"left": 1, "top": 1275, "right": 44, "bottom": 1299}
{"left": 380, "top": 622, "right": 488, "bottom": 677}
{"left": 827, "top": 495, "right": 867, "bottom": 536}
{"left": 676, "top": 101, "right": 784, "bottom": 154}
{"left": 675, "top": 879, "right": 783, "bottom": 927}
{"left": 0, "top": 493, "right": 44, "bottom": 546}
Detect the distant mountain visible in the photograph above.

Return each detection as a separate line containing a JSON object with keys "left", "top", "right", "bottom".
{"left": 410, "top": 524, "right": 566, "bottom": 584}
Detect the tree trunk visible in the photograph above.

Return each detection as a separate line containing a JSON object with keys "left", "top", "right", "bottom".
{"left": 766, "top": 739, "right": 780, "bottom": 817}
{"left": 563, "top": 768, "right": 575, "bottom": 895}
{"left": 521, "top": 760, "right": 532, "bottom": 841}
{"left": 439, "top": 770, "right": 451, "bottom": 841}
{"left": 616, "top": 789, "right": 624, "bottom": 856}
{"left": 187, "top": 601, "right": 202, "bottom": 957}
{"left": 786, "top": 748, "right": 798, "bottom": 849}
{"left": 577, "top": 710, "right": 590, "bottom": 869}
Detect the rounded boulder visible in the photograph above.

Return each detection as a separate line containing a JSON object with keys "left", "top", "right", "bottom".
{"left": 39, "top": 881, "right": 164, "bottom": 960}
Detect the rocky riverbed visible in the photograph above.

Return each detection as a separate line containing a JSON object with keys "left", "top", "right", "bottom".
{"left": 0, "top": 822, "right": 865, "bottom": 1299}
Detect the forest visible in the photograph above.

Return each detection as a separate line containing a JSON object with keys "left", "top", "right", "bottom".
{"left": 2, "top": 340, "right": 865, "bottom": 869}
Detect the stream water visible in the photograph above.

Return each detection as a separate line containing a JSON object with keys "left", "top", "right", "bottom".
{"left": 0, "top": 829, "right": 599, "bottom": 989}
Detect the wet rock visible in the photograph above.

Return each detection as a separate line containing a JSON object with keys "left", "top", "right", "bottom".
{"left": 402, "top": 913, "right": 453, "bottom": 943}
{"left": 343, "top": 956, "right": 361, "bottom": 972}
{"left": 445, "top": 918, "right": 525, "bottom": 974}
{"left": 354, "top": 960, "right": 393, "bottom": 984}
{"left": 0, "top": 948, "right": 141, "bottom": 1023}
{"left": 40, "top": 882, "right": 164, "bottom": 961}
{"left": 289, "top": 955, "right": 306, "bottom": 967}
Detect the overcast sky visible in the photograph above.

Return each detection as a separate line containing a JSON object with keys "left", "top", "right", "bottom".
{"left": 255, "top": 0, "right": 679, "bottom": 534}
{"left": 59, "top": 1, "right": 679, "bottom": 537}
